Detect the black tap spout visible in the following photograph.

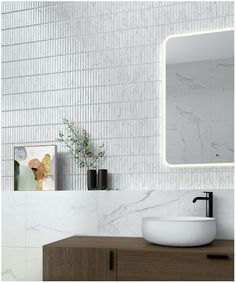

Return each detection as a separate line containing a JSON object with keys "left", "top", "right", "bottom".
{"left": 192, "top": 192, "right": 213, "bottom": 218}
{"left": 192, "top": 196, "right": 208, "bottom": 203}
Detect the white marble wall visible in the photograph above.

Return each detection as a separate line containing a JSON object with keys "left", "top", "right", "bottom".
{"left": 1, "top": 1, "right": 234, "bottom": 282}
{"left": 2, "top": 189, "right": 234, "bottom": 281}
{"left": 166, "top": 57, "right": 234, "bottom": 164}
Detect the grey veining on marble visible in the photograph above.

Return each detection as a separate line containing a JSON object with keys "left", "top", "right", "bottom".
{"left": 175, "top": 73, "right": 205, "bottom": 90}
{"left": 25, "top": 192, "right": 98, "bottom": 247}
{"left": 1, "top": 189, "right": 234, "bottom": 281}
{"left": 166, "top": 57, "right": 234, "bottom": 165}
{"left": 98, "top": 190, "right": 234, "bottom": 239}
{"left": 2, "top": 247, "right": 26, "bottom": 281}
{"left": 98, "top": 190, "right": 179, "bottom": 236}
{"left": 1, "top": 1, "right": 234, "bottom": 282}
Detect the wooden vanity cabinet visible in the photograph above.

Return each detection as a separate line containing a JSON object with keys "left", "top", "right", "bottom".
{"left": 43, "top": 236, "right": 234, "bottom": 281}
{"left": 43, "top": 247, "right": 116, "bottom": 281}
{"left": 117, "top": 249, "right": 234, "bottom": 281}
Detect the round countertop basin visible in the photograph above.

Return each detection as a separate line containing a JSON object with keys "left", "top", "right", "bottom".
{"left": 142, "top": 217, "right": 216, "bottom": 247}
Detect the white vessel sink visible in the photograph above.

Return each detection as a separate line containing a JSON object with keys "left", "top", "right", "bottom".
{"left": 142, "top": 217, "right": 216, "bottom": 247}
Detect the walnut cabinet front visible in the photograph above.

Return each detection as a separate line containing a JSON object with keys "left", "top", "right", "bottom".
{"left": 43, "top": 247, "right": 116, "bottom": 281}
{"left": 43, "top": 236, "right": 234, "bottom": 281}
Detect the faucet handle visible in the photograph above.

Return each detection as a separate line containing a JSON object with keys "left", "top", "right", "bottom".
{"left": 203, "top": 191, "right": 213, "bottom": 197}
{"left": 203, "top": 192, "right": 213, "bottom": 218}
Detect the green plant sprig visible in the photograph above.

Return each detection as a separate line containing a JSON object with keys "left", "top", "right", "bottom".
{"left": 57, "top": 118, "right": 105, "bottom": 170}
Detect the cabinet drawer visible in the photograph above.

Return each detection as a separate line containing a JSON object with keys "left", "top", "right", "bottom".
{"left": 43, "top": 247, "right": 116, "bottom": 281}
{"left": 117, "top": 250, "right": 234, "bottom": 281}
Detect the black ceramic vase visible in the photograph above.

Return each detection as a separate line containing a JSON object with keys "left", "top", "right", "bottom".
{"left": 98, "top": 169, "right": 108, "bottom": 190}
{"left": 87, "top": 169, "right": 97, "bottom": 190}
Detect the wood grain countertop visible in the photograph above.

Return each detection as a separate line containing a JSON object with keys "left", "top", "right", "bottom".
{"left": 44, "top": 235, "right": 234, "bottom": 254}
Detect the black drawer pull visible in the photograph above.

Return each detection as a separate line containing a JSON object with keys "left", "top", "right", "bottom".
{"left": 207, "top": 254, "right": 229, "bottom": 260}
{"left": 109, "top": 251, "right": 114, "bottom": 270}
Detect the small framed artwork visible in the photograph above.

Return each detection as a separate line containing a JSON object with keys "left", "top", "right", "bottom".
{"left": 14, "top": 145, "right": 57, "bottom": 191}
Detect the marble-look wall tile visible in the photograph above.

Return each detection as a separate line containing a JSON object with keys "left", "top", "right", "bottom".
{"left": 2, "top": 192, "right": 26, "bottom": 247}
{"left": 26, "top": 192, "right": 98, "bottom": 247}
{"left": 1, "top": 189, "right": 234, "bottom": 282}
{"left": 213, "top": 190, "right": 234, "bottom": 239}
{"left": 98, "top": 190, "right": 234, "bottom": 239}
{"left": 26, "top": 248, "right": 42, "bottom": 281}
{"left": 98, "top": 190, "right": 179, "bottom": 236}
{"left": 179, "top": 190, "right": 206, "bottom": 217}
{"left": 1, "top": 247, "right": 26, "bottom": 281}
{"left": 1, "top": 2, "right": 234, "bottom": 281}
{"left": 179, "top": 189, "right": 234, "bottom": 239}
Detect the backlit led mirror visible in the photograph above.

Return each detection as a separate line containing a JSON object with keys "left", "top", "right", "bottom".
{"left": 165, "top": 29, "right": 234, "bottom": 166}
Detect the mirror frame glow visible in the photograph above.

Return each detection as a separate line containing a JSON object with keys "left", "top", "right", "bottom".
{"left": 162, "top": 28, "right": 234, "bottom": 167}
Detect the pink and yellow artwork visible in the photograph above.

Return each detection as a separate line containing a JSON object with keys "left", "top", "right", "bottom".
{"left": 14, "top": 145, "right": 57, "bottom": 191}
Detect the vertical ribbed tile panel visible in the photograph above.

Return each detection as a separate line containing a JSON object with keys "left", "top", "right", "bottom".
{"left": 1, "top": 1, "right": 234, "bottom": 191}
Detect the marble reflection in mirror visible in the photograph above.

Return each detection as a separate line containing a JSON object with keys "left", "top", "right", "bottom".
{"left": 165, "top": 30, "right": 234, "bottom": 165}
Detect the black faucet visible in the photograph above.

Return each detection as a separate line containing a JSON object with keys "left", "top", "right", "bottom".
{"left": 192, "top": 191, "right": 213, "bottom": 218}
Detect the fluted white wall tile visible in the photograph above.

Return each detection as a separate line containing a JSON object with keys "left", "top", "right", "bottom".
{"left": 2, "top": 1, "right": 234, "bottom": 192}
{"left": 1, "top": 9, "right": 234, "bottom": 283}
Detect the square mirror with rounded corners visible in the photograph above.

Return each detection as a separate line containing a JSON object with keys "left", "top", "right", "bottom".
{"left": 164, "top": 29, "right": 234, "bottom": 166}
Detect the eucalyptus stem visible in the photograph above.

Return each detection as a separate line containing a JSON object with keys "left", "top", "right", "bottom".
{"left": 57, "top": 118, "right": 105, "bottom": 170}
